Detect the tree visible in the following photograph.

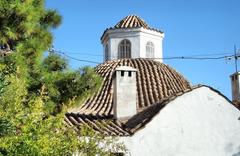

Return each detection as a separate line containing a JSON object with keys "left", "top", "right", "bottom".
{"left": 43, "top": 53, "right": 68, "bottom": 72}
{"left": 0, "top": 0, "right": 124, "bottom": 155}
{"left": 40, "top": 53, "right": 102, "bottom": 113}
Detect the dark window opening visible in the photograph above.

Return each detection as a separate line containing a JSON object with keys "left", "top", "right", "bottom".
{"left": 121, "top": 71, "right": 124, "bottom": 77}
{"left": 235, "top": 75, "right": 238, "bottom": 80}
{"left": 128, "top": 71, "right": 132, "bottom": 77}
{"left": 105, "top": 44, "right": 108, "bottom": 61}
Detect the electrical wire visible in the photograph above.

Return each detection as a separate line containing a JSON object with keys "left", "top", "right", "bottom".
{"left": 52, "top": 50, "right": 101, "bottom": 64}
{"left": 159, "top": 55, "right": 234, "bottom": 60}
{"left": 49, "top": 48, "right": 237, "bottom": 64}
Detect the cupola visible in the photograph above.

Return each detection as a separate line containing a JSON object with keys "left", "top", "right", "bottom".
{"left": 101, "top": 15, "right": 164, "bottom": 62}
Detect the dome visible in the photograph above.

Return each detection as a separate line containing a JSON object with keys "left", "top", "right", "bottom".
{"left": 77, "top": 59, "right": 191, "bottom": 116}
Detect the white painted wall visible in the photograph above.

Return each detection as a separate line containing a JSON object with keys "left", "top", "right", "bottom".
{"left": 101, "top": 28, "right": 164, "bottom": 62}
{"left": 121, "top": 86, "right": 240, "bottom": 156}
{"left": 139, "top": 29, "right": 164, "bottom": 61}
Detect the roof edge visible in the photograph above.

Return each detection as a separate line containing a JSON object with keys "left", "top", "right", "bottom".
{"left": 101, "top": 27, "right": 163, "bottom": 42}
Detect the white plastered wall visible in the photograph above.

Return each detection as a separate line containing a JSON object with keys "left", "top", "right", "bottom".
{"left": 139, "top": 29, "right": 164, "bottom": 61}
{"left": 109, "top": 33, "right": 140, "bottom": 60}
{"left": 121, "top": 86, "right": 240, "bottom": 156}
{"left": 101, "top": 28, "right": 164, "bottom": 62}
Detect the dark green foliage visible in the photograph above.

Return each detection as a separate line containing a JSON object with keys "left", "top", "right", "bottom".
{"left": 0, "top": 118, "right": 15, "bottom": 137}
{"left": 0, "top": 58, "right": 15, "bottom": 95}
{"left": 55, "top": 66, "right": 102, "bottom": 103}
{"left": 43, "top": 53, "right": 67, "bottom": 72}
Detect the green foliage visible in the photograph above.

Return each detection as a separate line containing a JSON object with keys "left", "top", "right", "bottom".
{"left": 0, "top": 118, "right": 15, "bottom": 137}
{"left": 40, "top": 53, "right": 103, "bottom": 112}
{"left": 0, "top": 55, "right": 123, "bottom": 155}
{"left": 0, "top": 0, "right": 61, "bottom": 51}
{"left": 43, "top": 53, "right": 68, "bottom": 72}
{"left": 54, "top": 66, "right": 102, "bottom": 104}
{"left": 0, "top": 0, "right": 125, "bottom": 155}
{"left": 0, "top": 75, "right": 81, "bottom": 155}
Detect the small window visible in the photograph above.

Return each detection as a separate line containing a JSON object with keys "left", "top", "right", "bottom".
{"left": 121, "top": 71, "right": 124, "bottom": 77}
{"left": 235, "top": 75, "right": 238, "bottom": 80}
{"left": 105, "top": 44, "right": 109, "bottom": 61}
{"left": 128, "top": 71, "right": 132, "bottom": 77}
{"left": 146, "top": 41, "right": 154, "bottom": 58}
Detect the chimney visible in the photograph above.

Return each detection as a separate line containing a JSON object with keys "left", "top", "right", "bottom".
{"left": 230, "top": 72, "right": 240, "bottom": 109}
{"left": 113, "top": 66, "right": 137, "bottom": 119}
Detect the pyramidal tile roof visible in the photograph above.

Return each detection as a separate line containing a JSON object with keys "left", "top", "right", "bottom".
{"left": 114, "top": 15, "right": 149, "bottom": 29}
{"left": 101, "top": 15, "right": 163, "bottom": 40}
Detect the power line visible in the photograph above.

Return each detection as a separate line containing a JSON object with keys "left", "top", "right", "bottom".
{"left": 49, "top": 48, "right": 233, "bottom": 58}
{"left": 225, "top": 45, "right": 240, "bottom": 72}
{"left": 51, "top": 49, "right": 101, "bottom": 64}
{"left": 160, "top": 55, "right": 234, "bottom": 60}
{"left": 165, "top": 52, "right": 233, "bottom": 57}
{"left": 63, "top": 51, "right": 233, "bottom": 58}
{"left": 48, "top": 48, "right": 237, "bottom": 65}
{"left": 64, "top": 53, "right": 103, "bottom": 57}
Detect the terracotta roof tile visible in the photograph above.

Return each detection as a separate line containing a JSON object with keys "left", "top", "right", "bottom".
{"left": 79, "top": 59, "right": 190, "bottom": 116}
{"left": 66, "top": 59, "right": 218, "bottom": 136}
{"left": 114, "top": 15, "right": 149, "bottom": 29}
{"left": 72, "top": 59, "right": 190, "bottom": 116}
{"left": 65, "top": 113, "right": 131, "bottom": 136}
{"left": 101, "top": 15, "right": 163, "bottom": 41}
{"left": 77, "top": 59, "right": 191, "bottom": 116}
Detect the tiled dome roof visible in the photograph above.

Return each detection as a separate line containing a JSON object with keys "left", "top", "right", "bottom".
{"left": 77, "top": 59, "right": 191, "bottom": 117}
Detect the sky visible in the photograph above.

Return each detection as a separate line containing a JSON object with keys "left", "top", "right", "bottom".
{"left": 46, "top": 0, "right": 240, "bottom": 99}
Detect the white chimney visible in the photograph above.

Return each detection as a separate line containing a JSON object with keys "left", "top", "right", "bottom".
{"left": 230, "top": 72, "right": 240, "bottom": 102}
{"left": 113, "top": 66, "right": 137, "bottom": 119}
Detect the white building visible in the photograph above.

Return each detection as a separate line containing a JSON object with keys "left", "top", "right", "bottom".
{"left": 66, "top": 15, "right": 240, "bottom": 156}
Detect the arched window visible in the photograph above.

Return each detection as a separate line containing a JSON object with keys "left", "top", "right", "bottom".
{"left": 105, "top": 44, "right": 109, "bottom": 61}
{"left": 146, "top": 41, "right": 154, "bottom": 58}
{"left": 118, "top": 39, "right": 131, "bottom": 59}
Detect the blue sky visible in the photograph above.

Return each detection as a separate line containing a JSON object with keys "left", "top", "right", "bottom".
{"left": 46, "top": 0, "right": 240, "bottom": 99}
